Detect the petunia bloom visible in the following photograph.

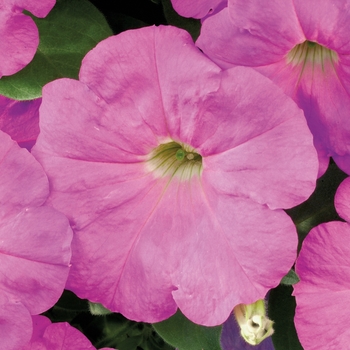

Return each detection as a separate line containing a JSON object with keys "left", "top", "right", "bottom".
{"left": 170, "top": 0, "right": 226, "bottom": 19}
{"left": 197, "top": 0, "right": 350, "bottom": 176}
{"left": 0, "top": 95, "right": 40, "bottom": 149}
{"left": 32, "top": 25, "right": 318, "bottom": 326}
{"left": 0, "top": 0, "right": 56, "bottom": 77}
{"left": 293, "top": 177, "right": 350, "bottom": 350}
{"left": 23, "top": 315, "right": 113, "bottom": 350}
{"left": 0, "top": 130, "right": 72, "bottom": 350}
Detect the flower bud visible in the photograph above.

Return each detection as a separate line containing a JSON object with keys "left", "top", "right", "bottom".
{"left": 88, "top": 301, "right": 113, "bottom": 316}
{"left": 233, "top": 299, "right": 274, "bottom": 345}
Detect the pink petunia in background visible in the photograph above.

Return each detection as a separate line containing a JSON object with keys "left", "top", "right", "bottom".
{"left": 0, "top": 0, "right": 56, "bottom": 77}
{"left": 293, "top": 177, "right": 350, "bottom": 350}
{"left": 0, "top": 130, "right": 72, "bottom": 350}
{"left": 0, "top": 95, "right": 40, "bottom": 149}
{"left": 170, "top": 0, "right": 226, "bottom": 19}
{"left": 23, "top": 315, "right": 114, "bottom": 350}
{"left": 32, "top": 25, "right": 318, "bottom": 326}
{"left": 197, "top": 0, "right": 350, "bottom": 176}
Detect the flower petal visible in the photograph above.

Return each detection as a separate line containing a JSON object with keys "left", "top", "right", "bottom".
{"left": 0, "top": 295, "right": 32, "bottom": 350}
{"left": 26, "top": 315, "right": 109, "bottom": 350}
{"left": 63, "top": 173, "right": 297, "bottom": 326}
{"left": 0, "top": 131, "right": 72, "bottom": 315}
{"left": 334, "top": 177, "right": 350, "bottom": 222}
{"left": 37, "top": 78, "right": 157, "bottom": 162}
{"left": 292, "top": 0, "right": 350, "bottom": 52}
{"left": 79, "top": 25, "right": 221, "bottom": 144}
{"left": 198, "top": 9, "right": 285, "bottom": 68}
{"left": 0, "top": 131, "right": 48, "bottom": 220}
{"left": 170, "top": 0, "right": 226, "bottom": 19}
{"left": 0, "top": 206, "right": 72, "bottom": 314}
{"left": 0, "top": 12, "right": 38, "bottom": 77}
{"left": 0, "top": 0, "right": 55, "bottom": 76}
{"left": 228, "top": 0, "right": 304, "bottom": 47}
{"left": 197, "top": 67, "right": 318, "bottom": 209}
{"left": 294, "top": 221, "right": 350, "bottom": 350}
{"left": 257, "top": 51, "right": 350, "bottom": 172}
{"left": 0, "top": 95, "right": 40, "bottom": 148}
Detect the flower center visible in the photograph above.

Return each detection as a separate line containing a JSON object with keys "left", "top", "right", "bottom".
{"left": 147, "top": 141, "right": 203, "bottom": 181}
{"left": 286, "top": 40, "right": 338, "bottom": 68}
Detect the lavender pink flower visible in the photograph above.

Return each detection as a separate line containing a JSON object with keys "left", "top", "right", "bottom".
{"left": 0, "top": 0, "right": 55, "bottom": 77}
{"left": 0, "top": 130, "right": 72, "bottom": 349}
{"left": 293, "top": 177, "right": 350, "bottom": 350}
{"left": 32, "top": 25, "right": 318, "bottom": 326}
{"left": 197, "top": 0, "right": 350, "bottom": 176}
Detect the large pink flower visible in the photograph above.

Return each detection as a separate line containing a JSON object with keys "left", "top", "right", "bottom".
{"left": 293, "top": 177, "right": 350, "bottom": 350}
{"left": 23, "top": 315, "right": 113, "bottom": 350}
{"left": 32, "top": 25, "right": 318, "bottom": 326}
{"left": 0, "top": 95, "right": 40, "bottom": 149}
{"left": 0, "top": 0, "right": 55, "bottom": 77}
{"left": 197, "top": 0, "right": 350, "bottom": 176}
{"left": 0, "top": 130, "right": 72, "bottom": 349}
{"left": 170, "top": 0, "right": 226, "bottom": 19}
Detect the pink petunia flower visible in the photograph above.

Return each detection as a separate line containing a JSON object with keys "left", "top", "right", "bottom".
{"left": 0, "top": 0, "right": 55, "bottom": 77}
{"left": 293, "top": 177, "right": 350, "bottom": 350}
{"left": 197, "top": 0, "right": 350, "bottom": 176}
{"left": 23, "top": 315, "right": 114, "bottom": 350}
{"left": 32, "top": 25, "right": 318, "bottom": 326}
{"left": 0, "top": 95, "right": 40, "bottom": 149}
{"left": 0, "top": 130, "right": 72, "bottom": 350}
{"left": 170, "top": 0, "right": 226, "bottom": 19}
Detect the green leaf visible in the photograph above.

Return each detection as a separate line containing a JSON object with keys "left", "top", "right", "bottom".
{"left": 43, "top": 290, "right": 88, "bottom": 322}
{"left": 0, "top": 0, "right": 112, "bottom": 100}
{"left": 268, "top": 285, "right": 303, "bottom": 350}
{"left": 280, "top": 269, "right": 300, "bottom": 285}
{"left": 153, "top": 310, "right": 222, "bottom": 350}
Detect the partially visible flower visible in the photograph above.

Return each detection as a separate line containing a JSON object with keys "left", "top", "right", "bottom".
{"left": 197, "top": 0, "right": 350, "bottom": 176}
{"left": 23, "top": 315, "right": 114, "bottom": 350}
{"left": 0, "top": 130, "right": 72, "bottom": 349}
{"left": 170, "top": 0, "right": 226, "bottom": 19}
{"left": 233, "top": 300, "right": 274, "bottom": 346}
{"left": 32, "top": 25, "right": 318, "bottom": 326}
{"left": 221, "top": 310, "right": 274, "bottom": 350}
{"left": 0, "top": 95, "right": 40, "bottom": 149}
{"left": 293, "top": 177, "right": 350, "bottom": 350}
{"left": 0, "top": 0, "right": 56, "bottom": 77}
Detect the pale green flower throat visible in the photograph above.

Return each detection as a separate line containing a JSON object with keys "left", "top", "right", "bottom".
{"left": 147, "top": 141, "right": 203, "bottom": 181}
{"left": 287, "top": 40, "right": 338, "bottom": 68}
